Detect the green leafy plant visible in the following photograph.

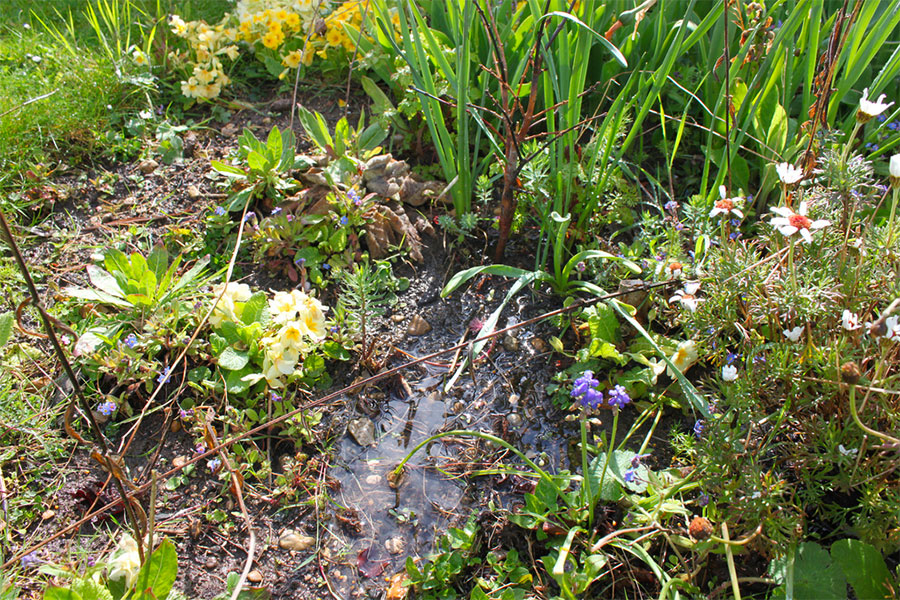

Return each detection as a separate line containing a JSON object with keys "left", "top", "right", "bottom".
{"left": 62, "top": 247, "right": 211, "bottom": 395}
{"left": 404, "top": 515, "right": 533, "bottom": 600}
{"left": 768, "top": 538, "right": 897, "bottom": 600}
{"left": 39, "top": 535, "right": 178, "bottom": 600}
{"left": 65, "top": 247, "right": 210, "bottom": 319}
{"left": 295, "top": 105, "right": 388, "bottom": 175}
{"left": 212, "top": 126, "right": 304, "bottom": 211}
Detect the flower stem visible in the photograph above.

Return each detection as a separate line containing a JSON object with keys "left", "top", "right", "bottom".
{"left": 841, "top": 121, "right": 862, "bottom": 168}
{"left": 848, "top": 384, "right": 900, "bottom": 445}
{"left": 787, "top": 238, "right": 797, "bottom": 293}
{"left": 887, "top": 187, "right": 899, "bottom": 247}
{"left": 580, "top": 414, "right": 594, "bottom": 527}
{"left": 596, "top": 411, "right": 620, "bottom": 508}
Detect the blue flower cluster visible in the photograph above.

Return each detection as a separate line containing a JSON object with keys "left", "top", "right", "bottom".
{"left": 607, "top": 385, "right": 632, "bottom": 410}
{"left": 572, "top": 372, "right": 633, "bottom": 411}
{"left": 97, "top": 400, "right": 117, "bottom": 416}
{"left": 571, "top": 371, "right": 603, "bottom": 408}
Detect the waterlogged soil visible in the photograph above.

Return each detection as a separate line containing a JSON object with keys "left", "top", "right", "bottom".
{"left": 8, "top": 91, "right": 685, "bottom": 599}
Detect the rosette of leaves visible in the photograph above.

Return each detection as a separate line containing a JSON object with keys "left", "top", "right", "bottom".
{"left": 212, "top": 126, "right": 312, "bottom": 211}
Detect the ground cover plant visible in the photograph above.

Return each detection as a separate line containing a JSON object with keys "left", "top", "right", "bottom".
{"left": 1, "top": 0, "right": 900, "bottom": 599}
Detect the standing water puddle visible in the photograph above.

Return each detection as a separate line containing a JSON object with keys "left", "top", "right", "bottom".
{"left": 327, "top": 381, "right": 466, "bottom": 590}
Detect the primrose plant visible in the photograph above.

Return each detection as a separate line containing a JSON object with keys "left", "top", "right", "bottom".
{"left": 205, "top": 282, "right": 347, "bottom": 426}
{"left": 212, "top": 126, "right": 306, "bottom": 212}
{"left": 37, "top": 533, "right": 180, "bottom": 600}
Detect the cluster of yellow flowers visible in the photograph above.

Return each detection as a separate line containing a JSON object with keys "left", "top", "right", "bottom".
{"left": 169, "top": 14, "right": 239, "bottom": 99}
{"left": 210, "top": 283, "right": 329, "bottom": 389}
{"left": 261, "top": 289, "right": 328, "bottom": 388}
{"left": 170, "top": 0, "right": 389, "bottom": 100}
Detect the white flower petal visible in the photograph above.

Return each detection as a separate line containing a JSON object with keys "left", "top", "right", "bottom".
{"left": 770, "top": 206, "right": 793, "bottom": 218}
{"left": 800, "top": 228, "right": 813, "bottom": 243}
{"left": 890, "top": 154, "right": 900, "bottom": 178}
{"left": 721, "top": 365, "right": 738, "bottom": 382}
{"left": 779, "top": 225, "right": 799, "bottom": 236}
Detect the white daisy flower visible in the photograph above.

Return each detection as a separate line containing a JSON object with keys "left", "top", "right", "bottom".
{"left": 669, "top": 282, "right": 702, "bottom": 312}
{"left": 857, "top": 88, "right": 893, "bottom": 123}
{"left": 769, "top": 201, "right": 830, "bottom": 243}
{"left": 775, "top": 162, "right": 803, "bottom": 185}
{"left": 783, "top": 326, "right": 804, "bottom": 342}
{"left": 841, "top": 309, "right": 861, "bottom": 331}
{"left": 721, "top": 364, "right": 738, "bottom": 382}
{"left": 710, "top": 185, "right": 744, "bottom": 219}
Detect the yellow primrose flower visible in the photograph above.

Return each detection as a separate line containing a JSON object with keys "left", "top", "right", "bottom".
{"left": 194, "top": 67, "right": 215, "bottom": 84}
{"left": 198, "top": 29, "right": 217, "bottom": 45}
{"left": 280, "top": 321, "right": 305, "bottom": 348}
{"left": 108, "top": 534, "right": 142, "bottom": 589}
{"left": 196, "top": 46, "right": 211, "bottom": 62}
{"left": 239, "top": 21, "right": 253, "bottom": 37}
{"left": 170, "top": 15, "right": 188, "bottom": 36}
{"left": 283, "top": 49, "right": 303, "bottom": 68}
{"left": 325, "top": 27, "right": 343, "bottom": 47}
{"left": 222, "top": 45, "right": 240, "bottom": 60}
{"left": 203, "top": 82, "right": 223, "bottom": 98}
{"left": 668, "top": 340, "right": 698, "bottom": 377}
{"left": 132, "top": 48, "right": 148, "bottom": 65}
{"left": 274, "top": 9, "right": 289, "bottom": 22}
{"left": 181, "top": 77, "right": 201, "bottom": 98}
{"left": 285, "top": 13, "right": 301, "bottom": 29}
{"left": 268, "top": 341, "right": 300, "bottom": 375}
{"left": 270, "top": 290, "right": 298, "bottom": 323}
{"left": 262, "top": 30, "right": 284, "bottom": 49}
{"left": 298, "top": 296, "right": 327, "bottom": 340}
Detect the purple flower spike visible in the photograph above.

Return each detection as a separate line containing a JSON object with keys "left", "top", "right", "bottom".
{"left": 693, "top": 420, "right": 705, "bottom": 438}
{"left": 571, "top": 370, "right": 599, "bottom": 398}
{"left": 581, "top": 388, "right": 604, "bottom": 409}
{"left": 607, "top": 385, "right": 631, "bottom": 410}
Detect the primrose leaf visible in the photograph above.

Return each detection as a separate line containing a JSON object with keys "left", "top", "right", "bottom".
{"left": 0, "top": 312, "right": 12, "bottom": 347}
{"left": 86, "top": 264, "right": 126, "bottom": 298}
{"left": 133, "top": 538, "right": 178, "bottom": 600}
{"left": 217, "top": 347, "right": 250, "bottom": 371}
{"left": 240, "top": 292, "right": 269, "bottom": 325}
{"left": 830, "top": 539, "right": 893, "bottom": 600}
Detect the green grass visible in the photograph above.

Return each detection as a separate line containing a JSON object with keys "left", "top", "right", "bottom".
{"left": 0, "top": 25, "right": 144, "bottom": 196}
{"left": 0, "top": 0, "right": 228, "bottom": 196}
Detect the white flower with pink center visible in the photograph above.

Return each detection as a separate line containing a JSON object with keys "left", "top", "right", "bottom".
{"left": 770, "top": 202, "right": 830, "bottom": 243}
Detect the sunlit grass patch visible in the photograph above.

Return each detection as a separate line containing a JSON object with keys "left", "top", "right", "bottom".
{"left": 0, "top": 26, "right": 138, "bottom": 191}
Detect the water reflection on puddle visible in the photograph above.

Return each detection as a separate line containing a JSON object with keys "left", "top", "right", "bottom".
{"left": 330, "top": 388, "right": 465, "bottom": 575}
